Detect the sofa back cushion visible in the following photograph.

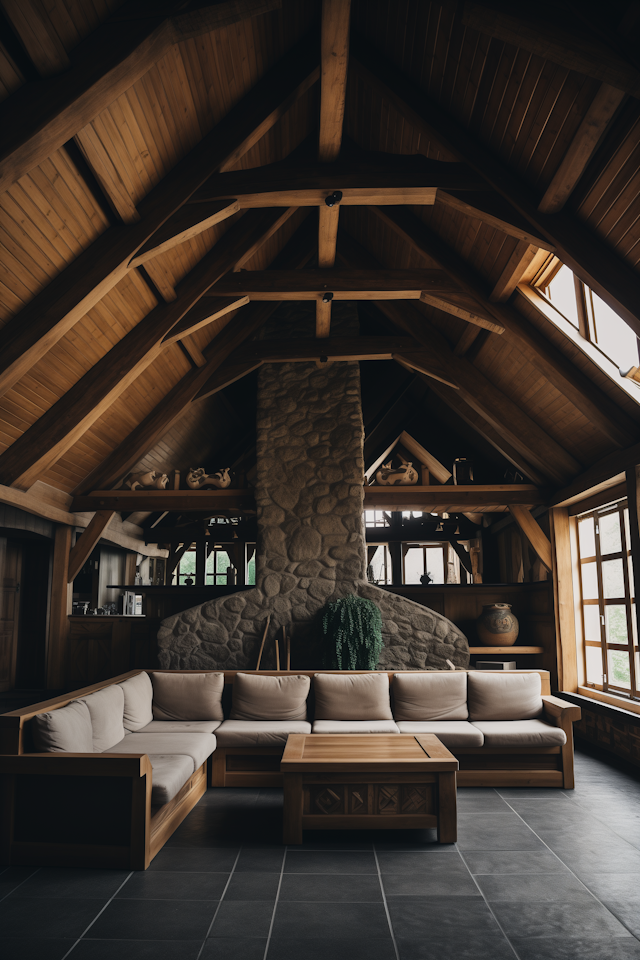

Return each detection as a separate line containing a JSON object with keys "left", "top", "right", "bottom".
{"left": 393, "top": 672, "right": 468, "bottom": 721}
{"left": 314, "top": 672, "right": 393, "bottom": 721}
{"left": 31, "top": 700, "right": 93, "bottom": 753}
{"left": 230, "top": 673, "right": 310, "bottom": 721}
{"left": 81, "top": 684, "right": 126, "bottom": 752}
{"left": 151, "top": 672, "right": 224, "bottom": 721}
{"left": 467, "top": 672, "right": 543, "bottom": 721}
{"left": 119, "top": 671, "right": 153, "bottom": 731}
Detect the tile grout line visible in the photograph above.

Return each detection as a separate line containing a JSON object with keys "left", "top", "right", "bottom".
{"left": 263, "top": 845, "right": 287, "bottom": 960}
{"left": 454, "top": 846, "right": 523, "bottom": 960}
{"left": 0, "top": 867, "right": 40, "bottom": 903}
{"left": 195, "top": 846, "right": 243, "bottom": 960}
{"left": 59, "top": 871, "right": 134, "bottom": 959}
{"left": 373, "top": 845, "right": 400, "bottom": 960}
{"left": 499, "top": 797, "right": 640, "bottom": 942}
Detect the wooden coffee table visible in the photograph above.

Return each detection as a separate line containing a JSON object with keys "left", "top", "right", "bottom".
{"left": 281, "top": 734, "right": 458, "bottom": 844}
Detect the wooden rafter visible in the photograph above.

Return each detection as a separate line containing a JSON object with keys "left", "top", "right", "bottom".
{"left": 509, "top": 505, "right": 553, "bottom": 571}
{"left": 162, "top": 297, "right": 250, "bottom": 345}
{"left": 67, "top": 510, "right": 116, "bottom": 583}
{"left": 130, "top": 201, "right": 241, "bottom": 266}
{"left": 0, "top": 208, "right": 296, "bottom": 491}
{"left": 0, "top": 0, "right": 283, "bottom": 193}
{"left": 370, "top": 205, "right": 638, "bottom": 448}
{"left": 0, "top": 36, "right": 320, "bottom": 400}
{"left": 207, "top": 268, "right": 455, "bottom": 299}
{"left": 73, "top": 219, "right": 317, "bottom": 495}
{"left": 490, "top": 242, "right": 540, "bottom": 303}
{"left": 436, "top": 192, "right": 554, "bottom": 251}
{"left": 350, "top": 34, "right": 640, "bottom": 339}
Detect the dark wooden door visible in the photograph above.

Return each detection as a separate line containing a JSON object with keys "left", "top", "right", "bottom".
{"left": 0, "top": 539, "right": 21, "bottom": 691}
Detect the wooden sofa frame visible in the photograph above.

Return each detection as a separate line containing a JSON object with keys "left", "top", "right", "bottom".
{"left": 0, "top": 668, "right": 580, "bottom": 870}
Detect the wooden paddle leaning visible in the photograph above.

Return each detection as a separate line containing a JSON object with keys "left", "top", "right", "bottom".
{"left": 255, "top": 613, "right": 271, "bottom": 670}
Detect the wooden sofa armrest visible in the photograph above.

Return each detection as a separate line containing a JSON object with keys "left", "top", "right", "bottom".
{"left": 541, "top": 695, "right": 581, "bottom": 724}
{"left": 0, "top": 753, "right": 152, "bottom": 778}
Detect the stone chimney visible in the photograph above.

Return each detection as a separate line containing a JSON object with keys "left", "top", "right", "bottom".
{"left": 158, "top": 302, "right": 469, "bottom": 670}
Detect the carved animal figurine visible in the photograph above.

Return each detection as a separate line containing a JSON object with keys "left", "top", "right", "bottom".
{"left": 186, "top": 466, "right": 232, "bottom": 490}
{"left": 125, "top": 471, "right": 170, "bottom": 491}
{"left": 375, "top": 461, "right": 419, "bottom": 486}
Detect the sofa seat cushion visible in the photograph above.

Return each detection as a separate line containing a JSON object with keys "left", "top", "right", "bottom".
{"left": 148, "top": 754, "right": 195, "bottom": 805}
{"left": 104, "top": 732, "right": 216, "bottom": 769}
{"left": 472, "top": 720, "right": 567, "bottom": 747}
{"left": 137, "top": 720, "right": 221, "bottom": 734}
{"left": 216, "top": 720, "right": 311, "bottom": 748}
{"left": 312, "top": 719, "right": 400, "bottom": 734}
{"left": 396, "top": 721, "right": 484, "bottom": 748}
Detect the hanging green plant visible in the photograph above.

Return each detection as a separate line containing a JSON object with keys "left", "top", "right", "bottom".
{"left": 321, "top": 594, "right": 384, "bottom": 670}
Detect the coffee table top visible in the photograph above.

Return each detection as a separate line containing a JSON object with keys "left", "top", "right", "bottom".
{"left": 281, "top": 734, "right": 458, "bottom": 773}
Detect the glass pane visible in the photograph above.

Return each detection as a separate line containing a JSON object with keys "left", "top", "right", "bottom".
{"left": 581, "top": 561, "right": 598, "bottom": 600}
{"left": 370, "top": 545, "right": 390, "bottom": 584}
{"left": 599, "top": 511, "right": 622, "bottom": 555}
{"left": 589, "top": 289, "right": 639, "bottom": 368}
{"left": 629, "top": 557, "right": 636, "bottom": 599}
{"left": 605, "top": 605, "right": 628, "bottom": 645}
{"left": 425, "top": 547, "right": 445, "bottom": 585}
{"left": 404, "top": 547, "right": 424, "bottom": 585}
{"left": 585, "top": 645, "right": 604, "bottom": 684}
{"left": 608, "top": 649, "right": 631, "bottom": 689}
{"left": 246, "top": 547, "right": 256, "bottom": 586}
{"left": 603, "top": 558, "right": 624, "bottom": 599}
{"left": 578, "top": 517, "right": 596, "bottom": 558}
{"left": 545, "top": 265, "right": 580, "bottom": 328}
{"left": 583, "top": 604, "right": 601, "bottom": 642}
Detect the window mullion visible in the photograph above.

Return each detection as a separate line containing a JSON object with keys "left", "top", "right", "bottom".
{"left": 594, "top": 516, "right": 608, "bottom": 690}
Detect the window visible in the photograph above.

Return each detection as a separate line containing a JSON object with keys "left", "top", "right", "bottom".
{"left": 535, "top": 260, "right": 639, "bottom": 371}
{"left": 174, "top": 545, "right": 196, "bottom": 585}
{"left": 367, "top": 544, "right": 392, "bottom": 584}
{"left": 403, "top": 543, "right": 446, "bottom": 585}
{"left": 206, "top": 547, "right": 232, "bottom": 586}
{"left": 365, "top": 510, "right": 390, "bottom": 528}
{"left": 246, "top": 543, "right": 256, "bottom": 585}
{"left": 577, "top": 500, "right": 639, "bottom": 702}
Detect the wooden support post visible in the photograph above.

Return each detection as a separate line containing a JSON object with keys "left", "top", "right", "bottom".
{"left": 550, "top": 507, "right": 578, "bottom": 693}
{"left": 509, "top": 505, "right": 553, "bottom": 571}
{"left": 315, "top": 297, "right": 332, "bottom": 338}
{"left": 625, "top": 466, "right": 640, "bottom": 664}
{"left": 67, "top": 510, "right": 116, "bottom": 583}
{"left": 46, "top": 524, "right": 73, "bottom": 689}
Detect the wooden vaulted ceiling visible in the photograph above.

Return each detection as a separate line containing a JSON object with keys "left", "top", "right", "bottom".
{"left": 1, "top": 0, "right": 640, "bottom": 510}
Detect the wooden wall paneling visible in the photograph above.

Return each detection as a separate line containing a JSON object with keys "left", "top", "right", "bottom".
{"left": 550, "top": 506, "right": 578, "bottom": 693}
{"left": 0, "top": 35, "right": 320, "bottom": 399}
{"left": 0, "top": 207, "right": 295, "bottom": 490}
{"left": 46, "top": 523, "right": 72, "bottom": 689}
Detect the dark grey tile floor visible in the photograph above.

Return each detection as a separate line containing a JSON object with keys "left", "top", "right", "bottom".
{"left": 3, "top": 742, "right": 640, "bottom": 959}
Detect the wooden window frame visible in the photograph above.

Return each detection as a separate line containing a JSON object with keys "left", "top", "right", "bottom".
{"left": 402, "top": 542, "right": 447, "bottom": 586}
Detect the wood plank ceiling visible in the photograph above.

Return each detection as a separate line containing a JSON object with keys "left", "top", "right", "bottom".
{"left": 0, "top": 0, "right": 639, "bottom": 504}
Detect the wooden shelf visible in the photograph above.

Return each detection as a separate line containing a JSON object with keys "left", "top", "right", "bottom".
{"left": 469, "top": 646, "right": 544, "bottom": 654}
{"left": 71, "top": 489, "right": 255, "bottom": 512}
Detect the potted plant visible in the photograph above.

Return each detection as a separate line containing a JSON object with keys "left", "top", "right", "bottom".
{"left": 321, "top": 594, "right": 383, "bottom": 670}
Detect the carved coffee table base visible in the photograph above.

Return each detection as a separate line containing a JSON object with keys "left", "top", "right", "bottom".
{"left": 281, "top": 734, "right": 458, "bottom": 844}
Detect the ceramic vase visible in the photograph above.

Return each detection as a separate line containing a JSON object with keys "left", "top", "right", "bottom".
{"left": 476, "top": 602, "right": 519, "bottom": 646}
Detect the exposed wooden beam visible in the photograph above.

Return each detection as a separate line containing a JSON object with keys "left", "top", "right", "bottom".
{"left": 370, "top": 205, "right": 638, "bottom": 448}
{"left": 0, "top": 36, "right": 319, "bottom": 400}
{"left": 130, "top": 201, "right": 241, "bottom": 265}
{"left": 538, "top": 83, "right": 626, "bottom": 213}
{"left": 338, "top": 236, "right": 581, "bottom": 486}
{"left": 47, "top": 524, "right": 72, "bottom": 689}
{"left": 208, "top": 268, "right": 455, "bottom": 299}
{"left": 318, "top": 204, "right": 340, "bottom": 267}
{"left": 351, "top": 34, "right": 640, "bottom": 339}
{"left": 67, "top": 510, "right": 116, "bottom": 583}
{"left": 398, "top": 432, "right": 452, "bottom": 484}
{"left": 437, "top": 192, "right": 554, "bottom": 251}
{"left": 319, "top": 0, "right": 351, "bottom": 161}
{"left": 461, "top": 3, "right": 640, "bottom": 96}
{"left": 162, "top": 296, "right": 250, "bottom": 344}
{"left": 0, "top": 0, "right": 70, "bottom": 77}
{"left": 509, "top": 505, "right": 553, "bottom": 571}
{"left": 453, "top": 324, "right": 483, "bottom": 357}
{"left": 180, "top": 336, "right": 207, "bottom": 368}
{"left": 73, "top": 126, "right": 141, "bottom": 224}
{"left": 190, "top": 155, "right": 484, "bottom": 205}
{"left": 549, "top": 506, "right": 578, "bottom": 694}
{"left": 74, "top": 218, "right": 317, "bottom": 495}
{"left": 170, "top": 0, "right": 281, "bottom": 41}
{"left": 0, "top": 208, "right": 295, "bottom": 491}
{"left": 365, "top": 485, "right": 546, "bottom": 511}
{"left": 194, "top": 358, "right": 265, "bottom": 401}
{"left": 419, "top": 290, "right": 504, "bottom": 334}
{"left": 490, "top": 241, "right": 540, "bottom": 303}
{"left": 551, "top": 430, "right": 640, "bottom": 507}
{"left": 0, "top": 0, "right": 283, "bottom": 193}
{"left": 72, "top": 489, "right": 255, "bottom": 512}
{"left": 315, "top": 296, "right": 332, "bottom": 338}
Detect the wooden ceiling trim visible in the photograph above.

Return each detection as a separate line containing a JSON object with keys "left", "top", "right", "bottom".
{"left": 72, "top": 216, "right": 317, "bottom": 494}
{"left": 338, "top": 234, "right": 580, "bottom": 486}
{"left": 0, "top": 0, "right": 285, "bottom": 194}
{"left": 490, "top": 241, "right": 539, "bottom": 302}
{"left": 0, "top": 36, "right": 320, "bottom": 399}
{"left": 350, "top": 33, "right": 640, "bottom": 339}
{"left": 0, "top": 207, "right": 295, "bottom": 490}
{"left": 370, "top": 205, "right": 638, "bottom": 448}
{"left": 461, "top": 3, "right": 640, "bottom": 96}
{"left": 538, "top": 83, "right": 626, "bottom": 213}
{"left": 1, "top": 0, "right": 71, "bottom": 78}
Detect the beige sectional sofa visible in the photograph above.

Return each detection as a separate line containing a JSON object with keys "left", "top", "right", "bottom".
{"left": 0, "top": 667, "right": 579, "bottom": 870}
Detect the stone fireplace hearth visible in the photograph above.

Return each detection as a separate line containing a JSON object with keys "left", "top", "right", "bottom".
{"left": 158, "top": 303, "right": 469, "bottom": 671}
